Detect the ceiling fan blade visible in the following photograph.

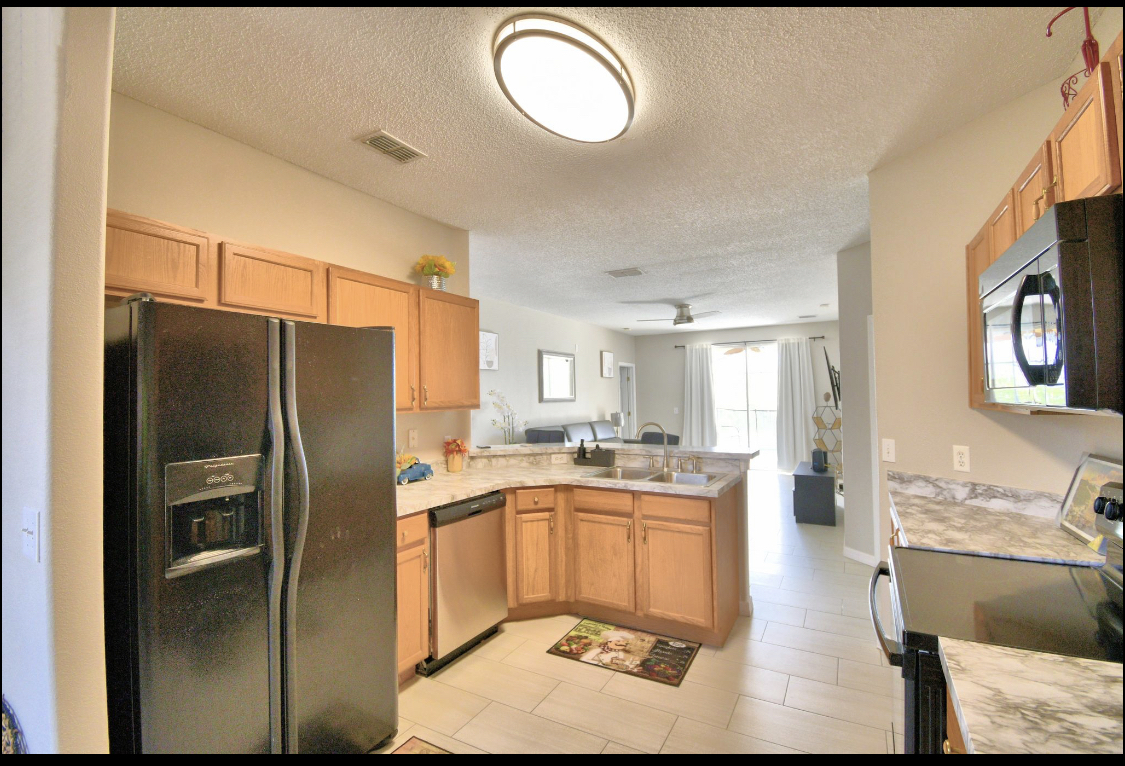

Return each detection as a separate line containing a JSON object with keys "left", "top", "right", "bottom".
{"left": 635, "top": 318, "right": 672, "bottom": 322}
{"left": 692, "top": 311, "right": 721, "bottom": 318}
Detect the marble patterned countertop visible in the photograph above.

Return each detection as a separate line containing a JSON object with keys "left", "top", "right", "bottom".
{"left": 940, "top": 638, "right": 1123, "bottom": 754}
{"left": 396, "top": 463, "right": 744, "bottom": 518}
{"left": 473, "top": 443, "right": 760, "bottom": 462}
{"left": 888, "top": 491, "right": 1102, "bottom": 565}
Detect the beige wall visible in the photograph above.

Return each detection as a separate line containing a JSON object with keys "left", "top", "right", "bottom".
{"left": 868, "top": 14, "right": 1123, "bottom": 540}
{"left": 472, "top": 297, "right": 637, "bottom": 445}
{"left": 107, "top": 93, "right": 472, "bottom": 462}
{"left": 2, "top": 7, "right": 115, "bottom": 752}
{"left": 634, "top": 322, "right": 841, "bottom": 441}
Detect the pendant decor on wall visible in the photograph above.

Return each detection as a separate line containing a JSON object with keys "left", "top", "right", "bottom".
{"left": 812, "top": 405, "right": 843, "bottom": 492}
{"left": 1047, "top": 7, "right": 1100, "bottom": 109}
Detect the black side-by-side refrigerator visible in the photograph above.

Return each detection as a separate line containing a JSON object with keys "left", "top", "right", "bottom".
{"left": 104, "top": 297, "right": 398, "bottom": 753}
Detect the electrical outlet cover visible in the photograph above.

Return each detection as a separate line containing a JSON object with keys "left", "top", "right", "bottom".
{"left": 22, "top": 507, "right": 39, "bottom": 562}
{"left": 408, "top": 429, "right": 418, "bottom": 449}
{"left": 881, "top": 438, "right": 896, "bottom": 463}
{"left": 953, "top": 445, "right": 970, "bottom": 472}
{"left": 551, "top": 453, "right": 568, "bottom": 464}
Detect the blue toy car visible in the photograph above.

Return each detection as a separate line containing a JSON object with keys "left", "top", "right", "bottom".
{"left": 397, "top": 460, "right": 434, "bottom": 485}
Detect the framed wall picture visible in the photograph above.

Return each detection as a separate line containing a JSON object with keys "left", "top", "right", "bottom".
{"left": 1059, "top": 454, "right": 1122, "bottom": 543}
{"left": 601, "top": 350, "right": 614, "bottom": 378}
{"left": 479, "top": 331, "right": 499, "bottom": 370}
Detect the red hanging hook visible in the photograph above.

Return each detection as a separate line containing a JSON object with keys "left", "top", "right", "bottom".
{"left": 1046, "top": 7, "right": 1100, "bottom": 74}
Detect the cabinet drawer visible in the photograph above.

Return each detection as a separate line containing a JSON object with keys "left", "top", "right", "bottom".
{"left": 515, "top": 488, "right": 555, "bottom": 511}
{"left": 397, "top": 513, "right": 429, "bottom": 549}
{"left": 572, "top": 487, "right": 633, "bottom": 515}
{"left": 638, "top": 493, "right": 711, "bottom": 524}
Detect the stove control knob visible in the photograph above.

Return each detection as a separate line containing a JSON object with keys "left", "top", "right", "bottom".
{"left": 1104, "top": 499, "right": 1122, "bottom": 522}
{"left": 1094, "top": 497, "right": 1107, "bottom": 515}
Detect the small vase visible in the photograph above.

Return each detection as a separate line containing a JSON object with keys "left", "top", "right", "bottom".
{"left": 426, "top": 275, "right": 448, "bottom": 292}
{"left": 446, "top": 452, "right": 463, "bottom": 473}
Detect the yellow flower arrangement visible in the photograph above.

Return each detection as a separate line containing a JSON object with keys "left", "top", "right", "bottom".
{"left": 414, "top": 254, "right": 456, "bottom": 278}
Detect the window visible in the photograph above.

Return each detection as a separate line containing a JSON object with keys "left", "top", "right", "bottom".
{"left": 712, "top": 343, "right": 778, "bottom": 470}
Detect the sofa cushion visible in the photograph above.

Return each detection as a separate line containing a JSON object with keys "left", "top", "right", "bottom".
{"left": 640, "top": 431, "right": 680, "bottom": 445}
{"left": 589, "top": 420, "right": 623, "bottom": 443}
{"left": 562, "top": 422, "right": 597, "bottom": 443}
{"left": 525, "top": 426, "right": 565, "bottom": 444}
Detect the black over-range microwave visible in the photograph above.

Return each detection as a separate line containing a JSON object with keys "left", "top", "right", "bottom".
{"left": 979, "top": 194, "right": 1121, "bottom": 414}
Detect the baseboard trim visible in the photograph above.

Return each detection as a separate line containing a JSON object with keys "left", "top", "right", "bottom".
{"left": 739, "top": 599, "right": 754, "bottom": 617}
{"left": 843, "top": 545, "right": 879, "bottom": 567}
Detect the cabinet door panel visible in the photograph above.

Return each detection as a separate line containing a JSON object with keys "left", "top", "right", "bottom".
{"left": 572, "top": 511, "right": 634, "bottom": 612}
{"left": 1014, "top": 142, "right": 1053, "bottom": 236}
{"left": 219, "top": 242, "right": 326, "bottom": 321}
{"left": 986, "top": 190, "right": 1017, "bottom": 263}
{"left": 515, "top": 512, "right": 556, "bottom": 604}
{"left": 640, "top": 519, "right": 713, "bottom": 628}
{"left": 418, "top": 291, "right": 479, "bottom": 409}
{"left": 328, "top": 267, "right": 418, "bottom": 411}
{"left": 105, "top": 210, "right": 214, "bottom": 304}
{"left": 1051, "top": 62, "right": 1121, "bottom": 202}
{"left": 396, "top": 543, "right": 429, "bottom": 674}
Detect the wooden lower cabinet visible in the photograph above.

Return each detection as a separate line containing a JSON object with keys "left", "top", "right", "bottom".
{"left": 573, "top": 510, "right": 635, "bottom": 612}
{"left": 514, "top": 511, "right": 557, "bottom": 604}
{"left": 396, "top": 516, "right": 430, "bottom": 680}
{"left": 638, "top": 519, "right": 713, "bottom": 628}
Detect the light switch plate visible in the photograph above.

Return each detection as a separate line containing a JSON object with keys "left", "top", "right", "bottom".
{"left": 550, "top": 453, "right": 568, "bottom": 464}
{"left": 673, "top": 407, "right": 680, "bottom": 415}
{"left": 22, "top": 507, "right": 40, "bottom": 562}
{"left": 408, "top": 429, "right": 418, "bottom": 449}
{"left": 881, "top": 438, "right": 896, "bottom": 463}
{"left": 953, "top": 445, "right": 970, "bottom": 472}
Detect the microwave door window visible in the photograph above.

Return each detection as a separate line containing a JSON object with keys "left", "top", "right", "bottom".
{"left": 1036, "top": 252, "right": 1066, "bottom": 406}
{"left": 982, "top": 263, "right": 1039, "bottom": 405}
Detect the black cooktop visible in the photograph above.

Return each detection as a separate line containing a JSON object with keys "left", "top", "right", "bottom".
{"left": 889, "top": 547, "right": 1122, "bottom": 662}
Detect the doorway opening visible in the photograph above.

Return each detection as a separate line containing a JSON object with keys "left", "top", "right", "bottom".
{"left": 618, "top": 363, "right": 637, "bottom": 439}
{"left": 712, "top": 343, "right": 778, "bottom": 470}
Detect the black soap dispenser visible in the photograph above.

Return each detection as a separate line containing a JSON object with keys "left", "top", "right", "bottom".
{"left": 577, "top": 439, "right": 588, "bottom": 460}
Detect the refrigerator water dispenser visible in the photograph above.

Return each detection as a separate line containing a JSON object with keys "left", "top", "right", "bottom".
{"left": 165, "top": 454, "right": 264, "bottom": 577}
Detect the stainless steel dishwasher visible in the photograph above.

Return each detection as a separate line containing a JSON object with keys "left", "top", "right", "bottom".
{"left": 416, "top": 491, "right": 508, "bottom": 676}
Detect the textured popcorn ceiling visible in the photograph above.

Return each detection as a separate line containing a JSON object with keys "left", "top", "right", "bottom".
{"left": 112, "top": 7, "right": 1098, "bottom": 333}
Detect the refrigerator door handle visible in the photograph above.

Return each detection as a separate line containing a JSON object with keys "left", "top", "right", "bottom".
{"left": 282, "top": 320, "right": 311, "bottom": 754}
{"left": 266, "top": 319, "right": 286, "bottom": 754}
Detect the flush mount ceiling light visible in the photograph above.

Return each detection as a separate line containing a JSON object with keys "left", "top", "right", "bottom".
{"left": 493, "top": 14, "right": 634, "bottom": 143}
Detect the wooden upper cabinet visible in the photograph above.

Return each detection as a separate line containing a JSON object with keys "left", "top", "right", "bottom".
{"left": 105, "top": 210, "right": 215, "bottom": 305}
{"left": 1050, "top": 62, "right": 1121, "bottom": 203}
{"left": 514, "top": 511, "right": 557, "bottom": 605}
{"left": 418, "top": 290, "right": 480, "bottom": 410}
{"left": 328, "top": 267, "right": 419, "bottom": 411}
{"left": 1014, "top": 142, "right": 1054, "bottom": 236}
{"left": 218, "top": 241, "right": 326, "bottom": 322}
{"left": 966, "top": 223, "right": 991, "bottom": 409}
{"left": 986, "top": 190, "right": 1018, "bottom": 263}
{"left": 639, "top": 519, "right": 713, "bottom": 628}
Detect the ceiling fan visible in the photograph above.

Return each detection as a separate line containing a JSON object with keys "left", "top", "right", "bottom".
{"left": 636, "top": 304, "right": 720, "bottom": 326}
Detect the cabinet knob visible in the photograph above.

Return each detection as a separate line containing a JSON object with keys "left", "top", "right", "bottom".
{"left": 410, "top": 384, "right": 417, "bottom": 406}
{"left": 942, "top": 739, "right": 953, "bottom": 754}
{"left": 533, "top": 496, "right": 540, "bottom": 505}
{"left": 401, "top": 530, "right": 407, "bottom": 542}
{"left": 549, "top": 512, "right": 554, "bottom": 534}
{"left": 626, "top": 520, "right": 632, "bottom": 542}
{"left": 642, "top": 521, "right": 648, "bottom": 544}
{"left": 423, "top": 385, "right": 429, "bottom": 406}
{"left": 423, "top": 549, "right": 429, "bottom": 572}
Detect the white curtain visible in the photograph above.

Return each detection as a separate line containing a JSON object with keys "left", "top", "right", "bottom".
{"left": 776, "top": 337, "right": 816, "bottom": 473}
{"left": 682, "top": 343, "right": 719, "bottom": 446}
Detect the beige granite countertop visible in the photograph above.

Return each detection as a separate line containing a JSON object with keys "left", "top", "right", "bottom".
{"left": 473, "top": 443, "right": 760, "bottom": 462}
{"left": 940, "top": 638, "right": 1123, "bottom": 754}
{"left": 889, "top": 491, "right": 1102, "bottom": 566}
{"left": 396, "top": 463, "right": 744, "bottom": 518}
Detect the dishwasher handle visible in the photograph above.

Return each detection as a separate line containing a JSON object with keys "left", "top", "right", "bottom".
{"left": 870, "top": 561, "right": 903, "bottom": 667}
{"left": 429, "top": 491, "right": 506, "bottom": 528}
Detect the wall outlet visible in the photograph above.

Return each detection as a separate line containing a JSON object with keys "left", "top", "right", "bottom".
{"left": 953, "top": 445, "right": 970, "bottom": 472}
{"left": 408, "top": 429, "right": 418, "bottom": 449}
{"left": 673, "top": 407, "right": 680, "bottom": 415}
{"left": 881, "top": 438, "right": 896, "bottom": 463}
{"left": 22, "top": 507, "right": 40, "bottom": 562}
{"left": 550, "top": 453, "right": 568, "bottom": 465}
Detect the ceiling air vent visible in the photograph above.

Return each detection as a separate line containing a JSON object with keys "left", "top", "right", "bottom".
{"left": 360, "top": 130, "right": 427, "bottom": 164}
{"left": 605, "top": 268, "right": 645, "bottom": 278}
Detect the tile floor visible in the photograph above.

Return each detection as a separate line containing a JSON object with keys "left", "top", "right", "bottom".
{"left": 378, "top": 472, "right": 906, "bottom": 754}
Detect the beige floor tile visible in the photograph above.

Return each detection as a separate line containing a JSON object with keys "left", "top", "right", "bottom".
{"left": 840, "top": 597, "right": 871, "bottom": 619}
{"left": 803, "top": 608, "right": 877, "bottom": 640}
{"left": 894, "top": 732, "right": 905, "bottom": 754}
{"left": 396, "top": 675, "right": 489, "bottom": 736}
{"left": 749, "top": 561, "right": 817, "bottom": 580}
{"left": 728, "top": 616, "right": 767, "bottom": 641}
{"left": 500, "top": 614, "right": 584, "bottom": 645}
{"left": 749, "top": 570, "right": 784, "bottom": 588}
{"left": 780, "top": 575, "right": 868, "bottom": 600}
{"left": 784, "top": 676, "right": 897, "bottom": 731}
{"left": 837, "top": 658, "right": 905, "bottom": 699}
{"left": 885, "top": 730, "right": 894, "bottom": 754}
{"left": 765, "top": 551, "right": 846, "bottom": 573}
{"left": 762, "top": 622, "right": 883, "bottom": 665}
{"left": 371, "top": 721, "right": 416, "bottom": 754}
{"left": 728, "top": 695, "right": 889, "bottom": 754}
{"left": 431, "top": 654, "right": 559, "bottom": 712}
{"left": 600, "top": 672, "right": 738, "bottom": 728}
{"left": 815, "top": 569, "right": 876, "bottom": 589}
{"left": 746, "top": 599, "right": 805, "bottom": 627}
{"left": 533, "top": 683, "right": 676, "bottom": 754}
{"left": 696, "top": 644, "right": 718, "bottom": 657}
{"left": 683, "top": 653, "right": 789, "bottom": 704}
{"left": 712, "top": 636, "right": 837, "bottom": 684}
{"left": 661, "top": 716, "right": 803, "bottom": 754}
{"left": 453, "top": 702, "right": 606, "bottom": 754}
{"left": 751, "top": 584, "right": 844, "bottom": 614}
{"left": 603, "top": 741, "right": 645, "bottom": 754}
{"left": 500, "top": 640, "right": 615, "bottom": 691}
{"left": 398, "top": 724, "right": 488, "bottom": 754}
{"left": 844, "top": 560, "right": 876, "bottom": 576}
{"left": 470, "top": 631, "right": 527, "bottom": 661}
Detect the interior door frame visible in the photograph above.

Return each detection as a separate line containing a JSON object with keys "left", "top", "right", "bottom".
{"left": 618, "top": 362, "right": 637, "bottom": 439}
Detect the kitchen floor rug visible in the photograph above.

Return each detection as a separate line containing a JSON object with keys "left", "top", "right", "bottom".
{"left": 391, "top": 736, "right": 450, "bottom": 754}
{"left": 547, "top": 618, "right": 701, "bottom": 687}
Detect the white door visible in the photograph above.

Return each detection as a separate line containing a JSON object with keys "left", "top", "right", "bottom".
{"left": 619, "top": 364, "right": 637, "bottom": 438}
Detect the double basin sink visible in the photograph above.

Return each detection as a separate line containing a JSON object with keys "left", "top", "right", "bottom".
{"left": 583, "top": 466, "right": 724, "bottom": 487}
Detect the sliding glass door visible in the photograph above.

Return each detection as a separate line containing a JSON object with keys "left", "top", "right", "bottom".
{"left": 712, "top": 343, "right": 778, "bottom": 470}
